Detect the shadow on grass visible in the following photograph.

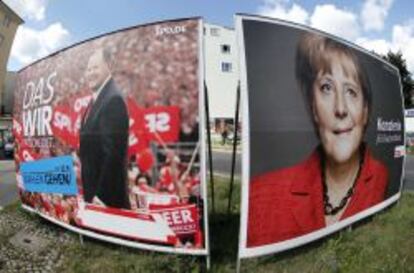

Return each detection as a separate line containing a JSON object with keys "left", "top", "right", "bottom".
{"left": 238, "top": 196, "right": 408, "bottom": 273}
{"left": 3, "top": 182, "right": 412, "bottom": 273}
{"left": 209, "top": 212, "right": 240, "bottom": 267}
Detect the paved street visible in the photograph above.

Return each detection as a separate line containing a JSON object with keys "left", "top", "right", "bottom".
{"left": 404, "top": 155, "right": 414, "bottom": 191}
{"left": 0, "top": 160, "right": 17, "bottom": 208}
{"left": 0, "top": 153, "right": 413, "bottom": 209}
{"left": 211, "top": 150, "right": 414, "bottom": 192}
{"left": 210, "top": 149, "right": 241, "bottom": 177}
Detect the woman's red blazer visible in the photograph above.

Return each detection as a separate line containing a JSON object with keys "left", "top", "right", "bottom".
{"left": 247, "top": 147, "right": 389, "bottom": 247}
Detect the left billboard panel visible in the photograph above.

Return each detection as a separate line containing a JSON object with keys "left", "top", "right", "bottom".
{"left": 13, "top": 18, "right": 208, "bottom": 255}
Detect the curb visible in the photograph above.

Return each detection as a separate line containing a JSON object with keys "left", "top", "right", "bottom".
{"left": 211, "top": 148, "right": 241, "bottom": 154}
{"left": 208, "top": 171, "right": 241, "bottom": 180}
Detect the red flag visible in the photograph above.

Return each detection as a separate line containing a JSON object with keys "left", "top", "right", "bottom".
{"left": 50, "top": 95, "right": 93, "bottom": 149}
{"left": 18, "top": 140, "right": 40, "bottom": 162}
{"left": 144, "top": 106, "right": 180, "bottom": 144}
{"left": 126, "top": 98, "right": 181, "bottom": 153}
{"left": 12, "top": 119, "right": 23, "bottom": 142}
{"left": 13, "top": 119, "right": 41, "bottom": 162}
{"left": 136, "top": 148, "right": 155, "bottom": 173}
{"left": 72, "top": 95, "right": 93, "bottom": 143}
{"left": 73, "top": 94, "right": 93, "bottom": 115}
{"left": 51, "top": 105, "right": 78, "bottom": 149}
{"left": 127, "top": 97, "right": 149, "bottom": 155}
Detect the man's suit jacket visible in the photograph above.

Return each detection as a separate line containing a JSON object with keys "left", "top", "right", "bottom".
{"left": 80, "top": 79, "right": 130, "bottom": 209}
{"left": 247, "top": 147, "right": 388, "bottom": 247}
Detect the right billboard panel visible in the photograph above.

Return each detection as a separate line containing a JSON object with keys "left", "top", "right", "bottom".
{"left": 237, "top": 15, "right": 405, "bottom": 258}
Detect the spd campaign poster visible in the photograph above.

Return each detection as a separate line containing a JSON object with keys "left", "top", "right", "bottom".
{"left": 13, "top": 17, "right": 209, "bottom": 255}
{"left": 236, "top": 15, "right": 405, "bottom": 259}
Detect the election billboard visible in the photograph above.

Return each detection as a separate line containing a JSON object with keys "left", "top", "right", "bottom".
{"left": 14, "top": 17, "right": 209, "bottom": 255}
{"left": 236, "top": 15, "right": 405, "bottom": 259}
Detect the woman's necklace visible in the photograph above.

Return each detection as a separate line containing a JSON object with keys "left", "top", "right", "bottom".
{"left": 321, "top": 146, "right": 364, "bottom": 216}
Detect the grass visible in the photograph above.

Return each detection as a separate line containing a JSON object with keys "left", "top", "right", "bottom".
{"left": 239, "top": 193, "right": 414, "bottom": 273}
{"left": 2, "top": 178, "right": 414, "bottom": 272}
{"left": 209, "top": 133, "right": 241, "bottom": 152}
{"left": 406, "top": 146, "right": 414, "bottom": 155}
{"left": 59, "top": 176, "right": 241, "bottom": 273}
{"left": 61, "top": 242, "right": 201, "bottom": 273}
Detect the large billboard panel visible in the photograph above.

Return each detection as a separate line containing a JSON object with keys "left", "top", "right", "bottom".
{"left": 14, "top": 18, "right": 209, "bottom": 255}
{"left": 237, "top": 15, "right": 405, "bottom": 258}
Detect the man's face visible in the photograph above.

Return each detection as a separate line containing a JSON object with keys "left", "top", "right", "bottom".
{"left": 312, "top": 55, "right": 368, "bottom": 164}
{"left": 85, "top": 50, "right": 110, "bottom": 92}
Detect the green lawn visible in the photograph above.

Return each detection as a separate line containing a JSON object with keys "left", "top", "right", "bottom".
{"left": 239, "top": 194, "right": 414, "bottom": 273}
{"left": 2, "top": 178, "right": 414, "bottom": 273}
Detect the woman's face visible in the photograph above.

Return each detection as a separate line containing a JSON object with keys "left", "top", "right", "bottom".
{"left": 312, "top": 56, "right": 368, "bottom": 164}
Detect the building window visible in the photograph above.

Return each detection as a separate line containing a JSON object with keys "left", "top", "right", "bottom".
{"left": 221, "top": 44, "right": 231, "bottom": 54}
{"left": 3, "top": 15, "right": 10, "bottom": 27}
{"left": 210, "top": 27, "right": 220, "bottom": 37}
{"left": 221, "top": 62, "right": 232, "bottom": 73}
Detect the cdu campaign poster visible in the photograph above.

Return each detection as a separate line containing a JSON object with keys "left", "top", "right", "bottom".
{"left": 13, "top": 17, "right": 209, "bottom": 255}
{"left": 236, "top": 14, "right": 405, "bottom": 259}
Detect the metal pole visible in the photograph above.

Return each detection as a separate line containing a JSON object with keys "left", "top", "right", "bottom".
{"left": 227, "top": 82, "right": 241, "bottom": 215}
{"left": 204, "top": 82, "right": 215, "bottom": 214}
{"left": 79, "top": 234, "right": 84, "bottom": 245}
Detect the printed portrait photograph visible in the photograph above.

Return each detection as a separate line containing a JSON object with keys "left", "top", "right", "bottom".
{"left": 13, "top": 18, "right": 207, "bottom": 252}
{"left": 239, "top": 17, "right": 405, "bottom": 252}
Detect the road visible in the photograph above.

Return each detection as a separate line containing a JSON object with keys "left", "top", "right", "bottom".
{"left": 404, "top": 155, "right": 414, "bottom": 191}
{"left": 209, "top": 149, "right": 241, "bottom": 177}
{"left": 211, "top": 151, "right": 414, "bottom": 186}
{"left": 0, "top": 150, "right": 242, "bottom": 208}
{"left": 0, "top": 152, "right": 413, "bottom": 208}
{"left": 0, "top": 160, "right": 17, "bottom": 209}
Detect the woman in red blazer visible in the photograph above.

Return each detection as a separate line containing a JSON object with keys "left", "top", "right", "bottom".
{"left": 247, "top": 33, "right": 389, "bottom": 247}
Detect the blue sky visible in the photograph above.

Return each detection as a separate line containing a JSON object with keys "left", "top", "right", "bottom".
{"left": 4, "top": 0, "right": 414, "bottom": 73}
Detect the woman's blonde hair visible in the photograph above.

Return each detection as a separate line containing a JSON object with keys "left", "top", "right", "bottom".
{"left": 295, "top": 32, "right": 372, "bottom": 113}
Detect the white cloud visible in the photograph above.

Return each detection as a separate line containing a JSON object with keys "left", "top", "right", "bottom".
{"left": 355, "top": 37, "right": 392, "bottom": 55}
{"left": 4, "top": 0, "right": 48, "bottom": 21}
{"left": 257, "top": 0, "right": 309, "bottom": 25}
{"left": 256, "top": 1, "right": 414, "bottom": 74}
{"left": 258, "top": 2, "right": 360, "bottom": 41}
{"left": 391, "top": 22, "right": 414, "bottom": 74}
{"left": 356, "top": 21, "right": 414, "bottom": 74}
{"left": 310, "top": 4, "right": 360, "bottom": 41}
{"left": 392, "top": 21, "right": 414, "bottom": 45}
{"left": 11, "top": 23, "right": 70, "bottom": 65}
{"left": 361, "top": 0, "right": 393, "bottom": 32}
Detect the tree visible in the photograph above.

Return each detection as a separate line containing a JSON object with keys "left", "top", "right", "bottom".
{"left": 383, "top": 51, "right": 414, "bottom": 109}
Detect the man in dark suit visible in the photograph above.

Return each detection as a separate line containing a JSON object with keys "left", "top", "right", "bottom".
{"left": 79, "top": 48, "right": 130, "bottom": 209}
